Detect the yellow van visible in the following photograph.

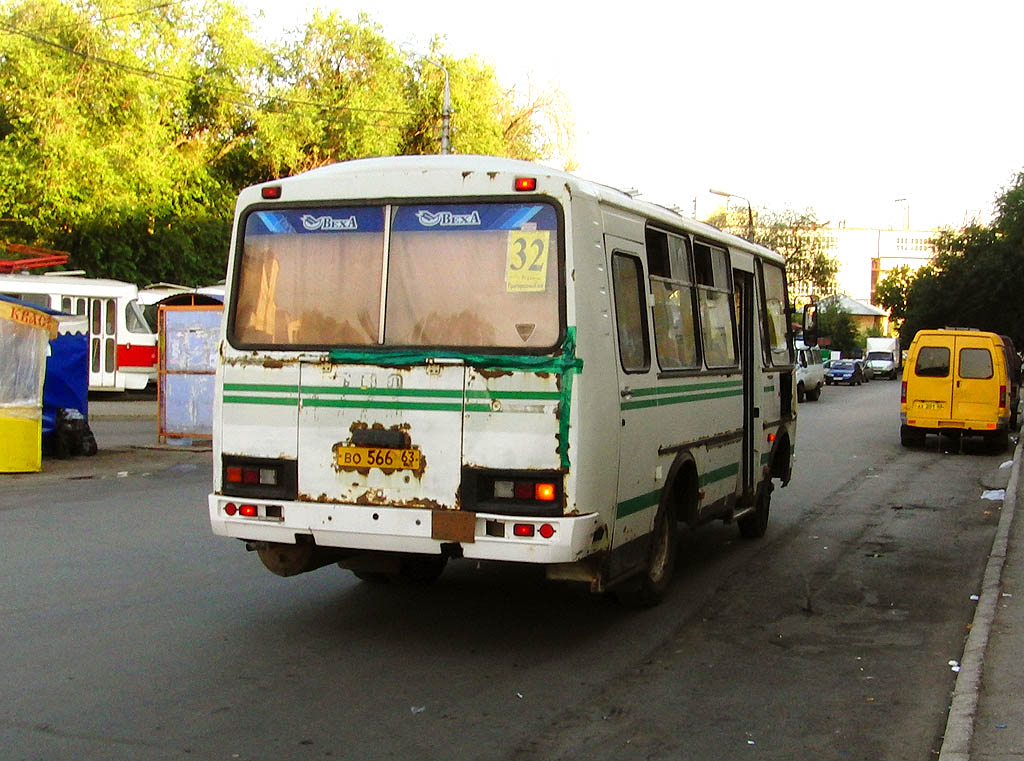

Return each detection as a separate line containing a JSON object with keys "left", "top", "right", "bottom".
{"left": 900, "top": 329, "right": 1011, "bottom": 450}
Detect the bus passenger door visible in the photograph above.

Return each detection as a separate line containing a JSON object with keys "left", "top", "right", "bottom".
{"left": 734, "top": 269, "right": 755, "bottom": 499}
{"left": 606, "top": 236, "right": 660, "bottom": 551}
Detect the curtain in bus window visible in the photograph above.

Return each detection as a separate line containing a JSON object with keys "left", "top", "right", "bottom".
{"left": 699, "top": 288, "right": 737, "bottom": 367}
{"left": 234, "top": 209, "right": 385, "bottom": 346}
{"left": 385, "top": 203, "right": 560, "bottom": 349}
{"left": 761, "top": 263, "right": 790, "bottom": 366}
{"left": 611, "top": 254, "right": 650, "bottom": 372}
{"left": 651, "top": 279, "right": 699, "bottom": 370}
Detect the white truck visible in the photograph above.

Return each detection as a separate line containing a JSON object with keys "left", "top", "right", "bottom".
{"left": 865, "top": 336, "right": 901, "bottom": 379}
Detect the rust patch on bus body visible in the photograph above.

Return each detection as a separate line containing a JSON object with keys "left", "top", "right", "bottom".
{"left": 477, "top": 368, "right": 512, "bottom": 380}
{"left": 331, "top": 421, "right": 427, "bottom": 479}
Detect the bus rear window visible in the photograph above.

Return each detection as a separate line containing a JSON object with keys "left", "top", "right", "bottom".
{"left": 232, "top": 202, "right": 561, "bottom": 350}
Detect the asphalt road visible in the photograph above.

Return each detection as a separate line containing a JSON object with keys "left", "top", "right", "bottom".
{"left": 0, "top": 379, "right": 1009, "bottom": 760}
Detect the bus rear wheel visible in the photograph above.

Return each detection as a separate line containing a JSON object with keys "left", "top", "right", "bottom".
{"left": 738, "top": 480, "right": 772, "bottom": 539}
{"left": 613, "top": 502, "right": 677, "bottom": 607}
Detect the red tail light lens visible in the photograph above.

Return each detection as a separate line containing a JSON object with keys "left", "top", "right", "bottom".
{"left": 513, "top": 523, "right": 535, "bottom": 537}
{"left": 901, "top": 381, "right": 907, "bottom": 404}
{"left": 514, "top": 177, "right": 537, "bottom": 192}
{"left": 1000, "top": 385, "right": 1007, "bottom": 409}
{"left": 239, "top": 504, "right": 258, "bottom": 518}
{"left": 535, "top": 483, "right": 556, "bottom": 501}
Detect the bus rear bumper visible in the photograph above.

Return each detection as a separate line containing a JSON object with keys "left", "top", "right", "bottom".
{"left": 208, "top": 494, "right": 602, "bottom": 565}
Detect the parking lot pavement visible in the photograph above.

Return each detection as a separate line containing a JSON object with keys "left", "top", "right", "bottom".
{"left": 1, "top": 398, "right": 210, "bottom": 484}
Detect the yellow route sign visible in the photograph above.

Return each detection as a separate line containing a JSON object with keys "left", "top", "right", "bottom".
{"left": 505, "top": 231, "right": 550, "bottom": 293}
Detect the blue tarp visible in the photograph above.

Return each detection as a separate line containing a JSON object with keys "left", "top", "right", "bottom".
{"left": 0, "top": 294, "right": 88, "bottom": 435}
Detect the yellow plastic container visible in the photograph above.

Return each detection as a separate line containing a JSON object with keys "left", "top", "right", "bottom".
{"left": 0, "top": 408, "right": 42, "bottom": 473}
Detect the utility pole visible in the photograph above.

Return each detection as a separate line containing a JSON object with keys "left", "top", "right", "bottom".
{"left": 424, "top": 58, "right": 451, "bottom": 154}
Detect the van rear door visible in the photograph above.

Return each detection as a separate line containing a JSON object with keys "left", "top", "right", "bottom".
{"left": 909, "top": 334, "right": 955, "bottom": 423}
{"left": 952, "top": 334, "right": 999, "bottom": 425}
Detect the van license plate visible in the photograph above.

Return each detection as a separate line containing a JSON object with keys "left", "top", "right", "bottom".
{"left": 336, "top": 446, "right": 421, "bottom": 470}
{"left": 917, "top": 401, "right": 944, "bottom": 411}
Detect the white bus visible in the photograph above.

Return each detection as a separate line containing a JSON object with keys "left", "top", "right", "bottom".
{"left": 208, "top": 156, "right": 809, "bottom": 604}
{"left": 0, "top": 272, "right": 157, "bottom": 392}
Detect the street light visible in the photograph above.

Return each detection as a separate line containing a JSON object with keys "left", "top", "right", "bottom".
{"left": 423, "top": 58, "right": 451, "bottom": 154}
{"left": 709, "top": 188, "right": 754, "bottom": 241}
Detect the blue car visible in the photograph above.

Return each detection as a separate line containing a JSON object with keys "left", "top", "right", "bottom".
{"left": 824, "top": 359, "right": 865, "bottom": 386}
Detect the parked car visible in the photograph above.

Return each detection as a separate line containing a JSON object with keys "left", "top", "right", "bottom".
{"left": 796, "top": 342, "right": 824, "bottom": 402}
{"left": 855, "top": 357, "right": 871, "bottom": 382}
{"left": 825, "top": 359, "right": 865, "bottom": 386}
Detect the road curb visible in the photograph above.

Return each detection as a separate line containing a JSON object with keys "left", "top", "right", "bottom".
{"left": 937, "top": 439, "right": 1022, "bottom": 761}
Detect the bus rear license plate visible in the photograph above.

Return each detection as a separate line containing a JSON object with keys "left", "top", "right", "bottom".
{"left": 336, "top": 446, "right": 421, "bottom": 470}
{"left": 917, "top": 401, "right": 944, "bottom": 411}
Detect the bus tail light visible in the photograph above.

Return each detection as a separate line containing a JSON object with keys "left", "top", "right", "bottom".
{"left": 1000, "top": 385, "right": 1007, "bottom": 410}
{"left": 222, "top": 457, "right": 298, "bottom": 500}
{"left": 262, "top": 185, "right": 282, "bottom": 199}
{"left": 901, "top": 381, "right": 907, "bottom": 404}
{"left": 514, "top": 177, "right": 537, "bottom": 192}
{"left": 512, "top": 523, "right": 556, "bottom": 539}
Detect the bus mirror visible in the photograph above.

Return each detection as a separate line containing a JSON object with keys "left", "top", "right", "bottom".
{"left": 802, "top": 304, "right": 819, "bottom": 347}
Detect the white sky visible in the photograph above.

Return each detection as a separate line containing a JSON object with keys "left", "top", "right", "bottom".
{"left": 240, "top": 0, "right": 1024, "bottom": 230}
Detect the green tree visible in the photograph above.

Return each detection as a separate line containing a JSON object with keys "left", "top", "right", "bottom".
{"left": 818, "top": 304, "right": 859, "bottom": 354}
{"left": 874, "top": 264, "right": 916, "bottom": 328}
{"left": 900, "top": 170, "right": 1024, "bottom": 347}
{"left": 0, "top": 1, "right": 576, "bottom": 285}
{"left": 756, "top": 209, "right": 838, "bottom": 303}
{"left": 704, "top": 205, "right": 839, "bottom": 304}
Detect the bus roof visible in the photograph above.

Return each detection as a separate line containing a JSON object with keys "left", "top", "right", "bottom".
{"left": 244, "top": 155, "right": 784, "bottom": 266}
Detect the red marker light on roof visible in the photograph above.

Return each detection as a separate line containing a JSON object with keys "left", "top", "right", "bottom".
{"left": 261, "top": 186, "right": 282, "bottom": 199}
{"left": 514, "top": 177, "right": 537, "bottom": 192}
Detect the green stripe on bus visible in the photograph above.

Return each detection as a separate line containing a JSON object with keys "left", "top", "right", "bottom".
{"left": 698, "top": 462, "right": 740, "bottom": 487}
{"left": 223, "top": 383, "right": 299, "bottom": 393}
{"left": 621, "top": 386, "right": 743, "bottom": 411}
{"left": 303, "top": 385, "right": 464, "bottom": 398}
{"left": 629, "top": 380, "right": 743, "bottom": 397}
{"left": 223, "top": 395, "right": 298, "bottom": 406}
{"left": 616, "top": 489, "right": 660, "bottom": 519}
{"left": 466, "top": 389, "right": 561, "bottom": 400}
{"left": 303, "top": 398, "right": 463, "bottom": 412}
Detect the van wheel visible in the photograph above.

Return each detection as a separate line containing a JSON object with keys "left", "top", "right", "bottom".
{"left": 613, "top": 502, "right": 677, "bottom": 607}
{"left": 806, "top": 385, "right": 821, "bottom": 402}
{"left": 797, "top": 382, "right": 806, "bottom": 402}
{"left": 900, "top": 424, "right": 925, "bottom": 447}
{"left": 988, "top": 430, "right": 1010, "bottom": 454}
{"left": 738, "top": 480, "right": 772, "bottom": 539}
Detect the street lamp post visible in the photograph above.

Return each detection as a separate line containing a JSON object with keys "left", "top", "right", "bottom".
{"left": 710, "top": 188, "right": 754, "bottom": 241}
{"left": 423, "top": 58, "right": 451, "bottom": 154}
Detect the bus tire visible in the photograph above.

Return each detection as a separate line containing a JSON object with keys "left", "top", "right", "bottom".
{"left": 399, "top": 554, "right": 447, "bottom": 585}
{"left": 613, "top": 502, "right": 677, "bottom": 607}
{"left": 738, "top": 480, "right": 772, "bottom": 539}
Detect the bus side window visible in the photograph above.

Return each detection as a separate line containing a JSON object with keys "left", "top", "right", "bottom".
{"left": 611, "top": 253, "right": 650, "bottom": 373}
{"left": 646, "top": 227, "right": 700, "bottom": 371}
{"left": 758, "top": 260, "right": 792, "bottom": 366}
{"left": 694, "top": 242, "right": 737, "bottom": 368}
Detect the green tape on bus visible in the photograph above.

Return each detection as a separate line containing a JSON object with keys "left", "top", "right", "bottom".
{"left": 327, "top": 327, "right": 584, "bottom": 469}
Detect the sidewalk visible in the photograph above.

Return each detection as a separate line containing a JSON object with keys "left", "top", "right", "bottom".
{"left": 939, "top": 439, "right": 1023, "bottom": 761}
{"left": 1, "top": 398, "right": 210, "bottom": 484}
